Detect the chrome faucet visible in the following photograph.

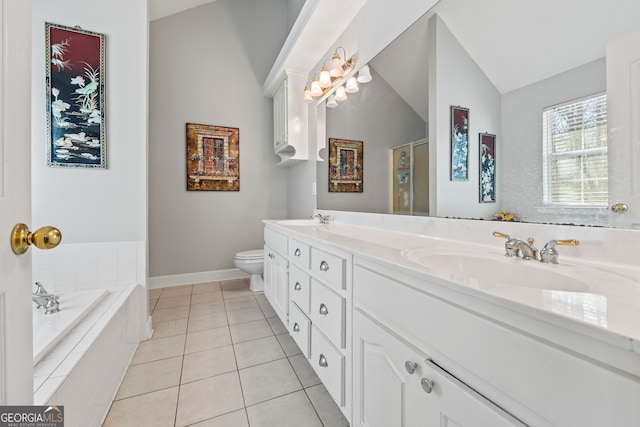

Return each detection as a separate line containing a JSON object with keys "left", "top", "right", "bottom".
{"left": 32, "top": 282, "right": 60, "bottom": 315}
{"left": 493, "top": 232, "right": 537, "bottom": 260}
{"left": 539, "top": 239, "right": 580, "bottom": 264}
{"left": 312, "top": 213, "right": 331, "bottom": 225}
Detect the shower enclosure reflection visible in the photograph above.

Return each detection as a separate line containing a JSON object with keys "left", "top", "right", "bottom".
{"left": 391, "top": 140, "right": 429, "bottom": 215}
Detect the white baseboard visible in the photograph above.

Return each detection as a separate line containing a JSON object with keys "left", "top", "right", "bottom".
{"left": 149, "top": 268, "right": 249, "bottom": 289}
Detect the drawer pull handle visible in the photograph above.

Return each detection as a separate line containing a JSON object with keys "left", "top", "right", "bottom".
{"left": 319, "top": 354, "right": 328, "bottom": 367}
{"left": 404, "top": 361, "right": 417, "bottom": 374}
{"left": 293, "top": 322, "right": 300, "bottom": 332}
{"left": 319, "top": 261, "right": 330, "bottom": 271}
{"left": 421, "top": 377, "right": 435, "bottom": 394}
{"left": 294, "top": 248, "right": 301, "bottom": 257}
{"left": 319, "top": 304, "right": 329, "bottom": 315}
{"left": 294, "top": 282, "right": 302, "bottom": 291}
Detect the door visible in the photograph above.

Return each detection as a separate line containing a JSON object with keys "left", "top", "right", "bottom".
{"left": 0, "top": 0, "right": 34, "bottom": 404}
{"left": 272, "top": 252, "right": 288, "bottom": 325}
{"left": 607, "top": 27, "right": 640, "bottom": 228}
{"left": 352, "top": 309, "right": 428, "bottom": 427}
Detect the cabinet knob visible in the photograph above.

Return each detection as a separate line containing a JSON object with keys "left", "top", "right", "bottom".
{"left": 319, "top": 261, "right": 330, "bottom": 271}
{"left": 293, "top": 322, "right": 300, "bottom": 332}
{"left": 294, "top": 282, "right": 302, "bottom": 291}
{"left": 294, "top": 248, "right": 301, "bottom": 257}
{"left": 319, "top": 304, "right": 329, "bottom": 315}
{"left": 421, "top": 377, "right": 435, "bottom": 394}
{"left": 404, "top": 361, "right": 417, "bottom": 374}
{"left": 319, "top": 354, "right": 328, "bottom": 367}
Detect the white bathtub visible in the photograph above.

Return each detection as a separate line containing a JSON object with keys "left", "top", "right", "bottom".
{"left": 32, "top": 289, "right": 108, "bottom": 365}
{"left": 33, "top": 283, "right": 144, "bottom": 427}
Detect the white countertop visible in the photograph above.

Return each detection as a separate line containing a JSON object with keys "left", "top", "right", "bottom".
{"left": 265, "top": 219, "right": 640, "bottom": 357}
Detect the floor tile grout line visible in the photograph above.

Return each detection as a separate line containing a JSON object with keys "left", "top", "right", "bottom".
{"left": 173, "top": 286, "right": 195, "bottom": 427}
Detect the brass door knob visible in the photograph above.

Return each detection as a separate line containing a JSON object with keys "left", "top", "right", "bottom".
{"left": 10, "top": 223, "right": 62, "bottom": 255}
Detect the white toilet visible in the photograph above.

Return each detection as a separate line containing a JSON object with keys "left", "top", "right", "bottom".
{"left": 234, "top": 249, "right": 264, "bottom": 292}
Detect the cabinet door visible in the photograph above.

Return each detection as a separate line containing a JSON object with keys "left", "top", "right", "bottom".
{"left": 352, "top": 310, "right": 428, "bottom": 427}
{"left": 421, "top": 359, "right": 526, "bottom": 427}
{"left": 263, "top": 245, "right": 275, "bottom": 303}
{"left": 273, "top": 79, "right": 288, "bottom": 150}
{"left": 353, "top": 310, "right": 524, "bottom": 427}
{"left": 272, "top": 251, "right": 289, "bottom": 325}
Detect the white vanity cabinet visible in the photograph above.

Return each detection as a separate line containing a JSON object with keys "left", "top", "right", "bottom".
{"left": 353, "top": 310, "right": 525, "bottom": 427}
{"left": 263, "top": 227, "right": 288, "bottom": 326}
{"left": 353, "top": 257, "right": 640, "bottom": 427}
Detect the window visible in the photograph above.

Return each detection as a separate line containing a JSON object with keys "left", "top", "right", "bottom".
{"left": 542, "top": 93, "right": 608, "bottom": 206}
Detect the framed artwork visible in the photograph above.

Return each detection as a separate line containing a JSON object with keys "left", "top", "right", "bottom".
{"left": 186, "top": 123, "right": 239, "bottom": 191}
{"left": 479, "top": 133, "right": 496, "bottom": 203}
{"left": 450, "top": 106, "right": 469, "bottom": 181}
{"left": 46, "top": 23, "right": 106, "bottom": 168}
{"left": 328, "top": 138, "right": 363, "bottom": 193}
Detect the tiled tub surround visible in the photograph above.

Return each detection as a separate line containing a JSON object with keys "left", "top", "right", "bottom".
{"left": 32, "top": 241, "right": 146, "bottom": 293}
{"left": 34, "top": 282, "right": 145, "bottom": 427}
{"left": 267, "top": 211, "right": 640, "bottom": 425}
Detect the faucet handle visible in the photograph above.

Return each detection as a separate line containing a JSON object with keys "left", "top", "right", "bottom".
{"left": 493, "top": 231, "right": 519, "bottom": 257}
{"left": 540, "top": 239, "right": 579, "bottom": 264}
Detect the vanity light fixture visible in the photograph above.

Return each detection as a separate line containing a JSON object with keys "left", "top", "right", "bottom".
{"left": 357, "top": 64, "right": 372, "bottom": 83}
{"left": 326, "top": 94, "right": 338, "bottom": 108}
{"left": 345, "top": 76, "right": 359, "bottom": 93}
{"left": 302, "top": 47, "right": 359, "bottom": 103}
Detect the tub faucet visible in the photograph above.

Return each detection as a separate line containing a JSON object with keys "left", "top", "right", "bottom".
{"left": 32, "top": 282, "right": 60, "bottom": 315}
{"left": 312, "top": 213, "right": 331, "bottom": 225}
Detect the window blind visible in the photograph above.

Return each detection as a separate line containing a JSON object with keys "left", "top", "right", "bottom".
{"left": 542, "top": 93, "right": 608, "bottom": 206}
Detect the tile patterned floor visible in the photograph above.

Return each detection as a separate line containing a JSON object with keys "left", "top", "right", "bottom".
{"left": 102, "top": 279, "right": 349, "bottom": 427}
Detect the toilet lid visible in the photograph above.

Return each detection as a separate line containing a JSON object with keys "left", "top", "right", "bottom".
{"left": 236, "top": 249, "right": 264, "bottom": 260}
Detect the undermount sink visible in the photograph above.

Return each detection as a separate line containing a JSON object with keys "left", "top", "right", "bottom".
{"left": 401, "top": 248, "right": 594, "bottom": 292}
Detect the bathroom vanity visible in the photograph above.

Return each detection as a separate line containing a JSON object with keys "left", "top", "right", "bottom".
{"left": 263, "top": 213, "right": 640, "bottom": 427}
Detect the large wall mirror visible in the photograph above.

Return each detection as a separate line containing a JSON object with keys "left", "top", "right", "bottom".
{"left": 317, "top": 0, "right": 640, "bottom": 229}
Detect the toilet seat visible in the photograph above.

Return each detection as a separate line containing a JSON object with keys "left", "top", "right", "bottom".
{"left": 235, "top": 249, "right": 264, "bottom": 260}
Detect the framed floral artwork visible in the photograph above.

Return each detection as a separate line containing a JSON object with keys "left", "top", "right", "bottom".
{"left": 450, "top": 106, "right": 469, "bottom": 181}
{"left": 479, "top": 132, "right": 496, "bottom": 203}
{"left": 328, "top": 138, "right": 363, "bottom": 192}
{"left": 46, "top": 23, "right": 106, "bottom": 168}
{"left": 186, "top": 123, "right": 239, "bottom": 191}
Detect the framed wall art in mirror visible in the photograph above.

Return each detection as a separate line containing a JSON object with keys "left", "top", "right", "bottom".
{"left": 329, "top": 138, "right": 363, "bottom": 193}
{"left": 450, "top": 106, "right": 469, "bottom": 181}
{"left": 479, "top": 133, "right": 496, "bottom": 203}
{"left": 186, "top": 123, "right": 239, "bottom": 191}
{"left": 46, "top": 22, "right": 106, "bottom": 168}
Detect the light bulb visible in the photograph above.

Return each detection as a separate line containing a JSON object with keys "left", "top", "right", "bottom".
{"left": 310, "top": 77, "right": 322, "bottom": 97}
{"left": 319, "top": 66, "right": 332, "bottom": 88}
{"left": 303, "top": 85, "right": 312, "bottom": 103}
{"left": 345, "top": 76, "right": 359, "bottom": 93}
{"left": 329, "top": 52, "right": 343, "bottom": 78}
{"left": 357, "top": 64, "right": 372, "bottom": 83}
{"left": 326, "top": 95, "right": 337, "bottom": 108}
{"left": 335, "top": 86, "right": 347, "bottom": 102}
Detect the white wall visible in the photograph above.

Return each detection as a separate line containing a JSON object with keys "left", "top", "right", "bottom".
{"left": 501, "top": 58, "right": 606, "bottom": 224}
{"left": 31, "top": 0, "right": 148, "bottom": 246}
{"left": 319, "top": 67, "right": 426, "bottom": 213}
{"left": 149, "top": 0, "right": 289, "bottom": 279}
{"left": 429, "top": 14, "right": 502, "bottom": 219}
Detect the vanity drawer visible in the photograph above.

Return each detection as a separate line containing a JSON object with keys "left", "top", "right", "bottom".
{"left": 264, "top": 227, "right": 287, "bottom": 255}
{"left": 311, "top": 324, "right": 345, "bottom": 407}
{"left": 290, "top": 264, "right": 311, "bottom": 313}
{"left": 310, "top": 279, "right": 345, "bottom": 348}
{"left": 311, "top": 247, "right": 346, "bottom": 292}
{"left": 289, "top": 303, "right": 311, "bottom": 358}
{"left": 289, "top": 238, "right": 310, "bottom": 269}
